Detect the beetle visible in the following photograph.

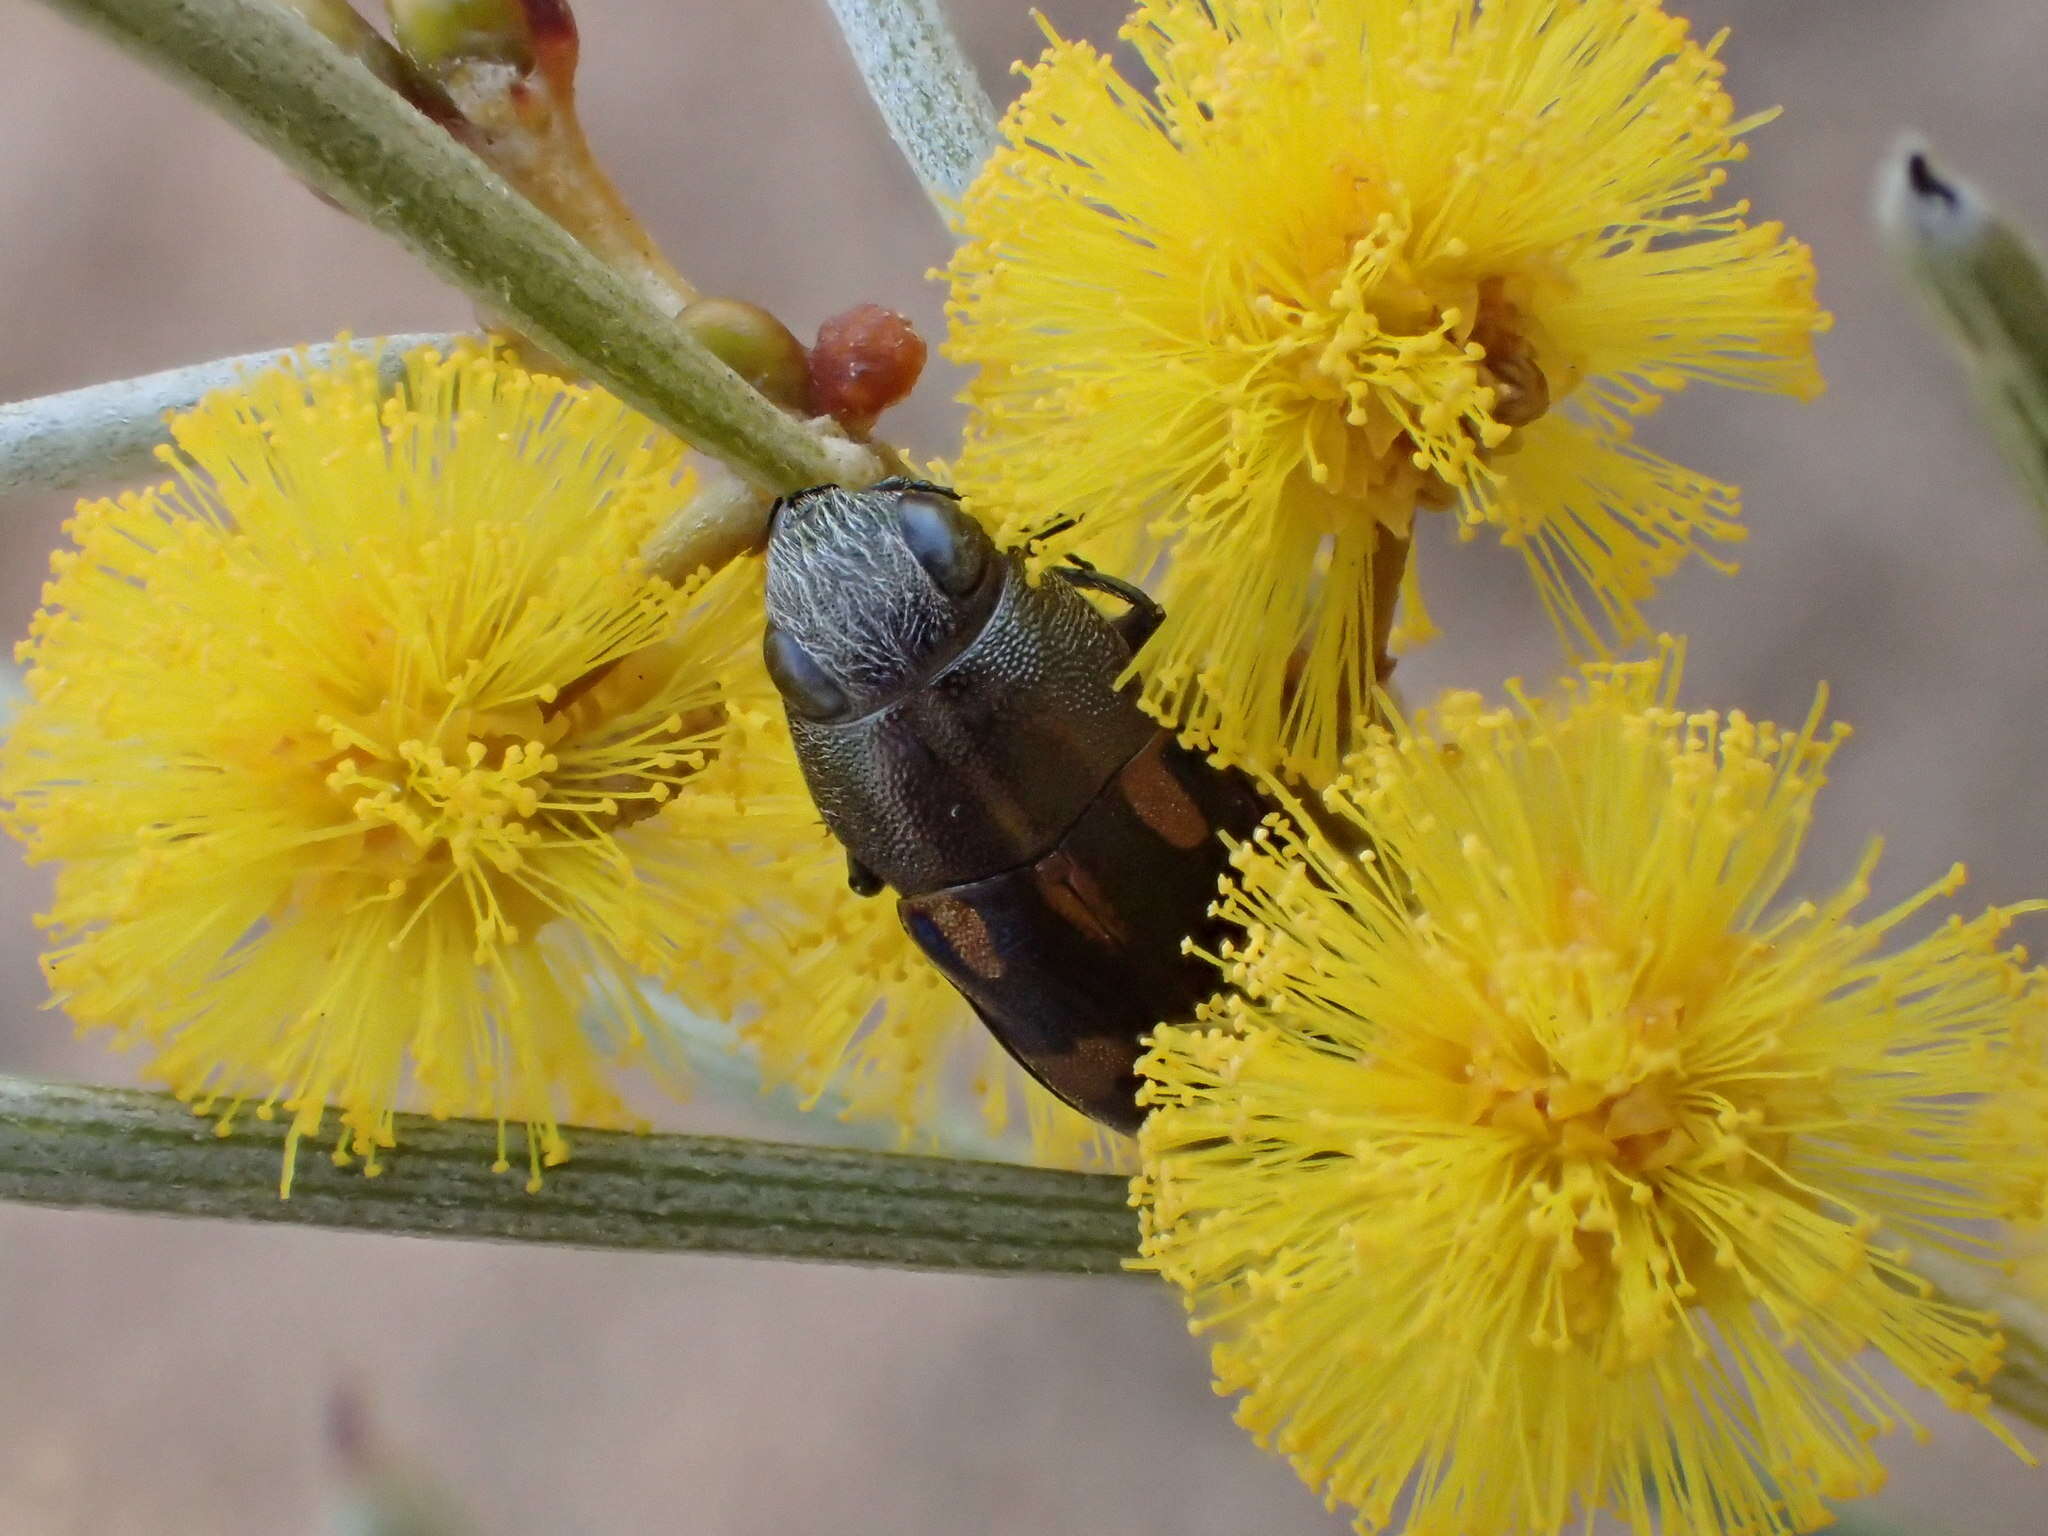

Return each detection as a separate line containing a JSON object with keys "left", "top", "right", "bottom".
{"left": 761, "top": 477, "right": 1266, "bottom": 1133}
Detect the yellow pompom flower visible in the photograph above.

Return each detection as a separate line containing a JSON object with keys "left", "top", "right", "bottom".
{"left": 1136, "top": 651, "right": 2041, "bottom": 1535}
{"left": 1, "top": 344, "right": 791, "bottom": 1190}
{"left": 945, "top": 0, "right": 1828, "bottom": 775}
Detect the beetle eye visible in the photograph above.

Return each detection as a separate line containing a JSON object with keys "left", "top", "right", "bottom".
{"left": 897, "top": 492, "right": 989, "bottom": 599}
{"left": 764, "top": 625, "right": 851, "bottom": 721}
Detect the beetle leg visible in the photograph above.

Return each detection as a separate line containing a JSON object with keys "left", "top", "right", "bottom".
{"left": 846, "top": 849, "right": 885, "bottom": 898}
{"left": 1052, "top": 560, "right": 1166, "bottom": 652}
{"left": 870, "top": 475, "right": 961, "bottom": 502}
{"left": 1017, "top": 514, "right": 1078, "bottom": 564}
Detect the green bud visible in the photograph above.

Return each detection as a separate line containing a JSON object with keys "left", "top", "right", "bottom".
{"left": 678, "top": 298, "right": 815, "bottom": 415}
{"left": 385, "top": 0, "right": 537, "bottom": 73}
{"left": 381, "top": 0, "right": 689, "bottom": 326}
{"left": 277, "top": 0, "right": 461, "bottom": 125}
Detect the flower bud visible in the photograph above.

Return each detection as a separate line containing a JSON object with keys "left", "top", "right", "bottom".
{"left": 678, "top": 298, "right": 815, "bottom": 416}
{"left": 386, "top": 0, "right": 528, "bottom": 71}
{"left": 808, "top": 304, "right": 927, "bottom": 435}
{"left": 281, "top": 0, "right": 459, "bottom": 122}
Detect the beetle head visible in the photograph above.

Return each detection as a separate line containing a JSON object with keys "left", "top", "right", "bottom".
{"left": 762, "top": 480, "right": 1004, "bottom": 722}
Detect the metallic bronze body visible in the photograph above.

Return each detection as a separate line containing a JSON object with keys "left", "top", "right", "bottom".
{"left": 897, "top": 733, "right": 1261, "bottom": 1131}
{"left": 763, "top": 481, "right": 1263, "bottom": 1131}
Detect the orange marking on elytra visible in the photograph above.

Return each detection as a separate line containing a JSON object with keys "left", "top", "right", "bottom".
{"left": 926, "top": 895, "right": 1005, "bottom": 980}
{"left": 1033, "top": 850, "right": 1130, "bottom": 948}
{"left": 1118, "top": 738, "right": 1210, "bottom": 850}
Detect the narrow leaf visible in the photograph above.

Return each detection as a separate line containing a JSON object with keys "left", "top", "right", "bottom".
{"left": 0, "top": 1076, "right": 1139, "bottom": 1276}
{"left": 0, "top": 334, "right": 456, "bottom": 496}
{"left": 1877, "top": 137, "right": 2048, "bottom": 524}
{"left": 821, "top": 0, "right": 999, "bottom": 211}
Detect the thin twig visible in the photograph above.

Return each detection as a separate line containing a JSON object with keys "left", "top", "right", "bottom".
{"left": 0, "top": 1076, "right": 1139, "bottom": 1276}
{"left": 39, "top": 0, "right": 876, "bottom": 496}
{"left": 820, "top": 0, "right": 1000, "bottom": 212}
{"left": 0, "top": 334, "right": 458, "bottom": 497}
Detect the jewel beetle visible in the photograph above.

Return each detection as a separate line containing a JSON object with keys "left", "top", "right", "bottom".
{"left": 761, "top": 478, "right": 1266, "bottom": 1133}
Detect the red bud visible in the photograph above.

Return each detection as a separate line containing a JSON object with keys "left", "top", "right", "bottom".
{"left": 808, "top": 305, "right": 927, "bottom": 436}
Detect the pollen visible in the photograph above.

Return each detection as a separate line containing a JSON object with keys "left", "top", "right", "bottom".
{"left": 944, "top": 0, "right": 1829, "bottom": 776}
{"left": 1136, "top": 645, "right": 2045, "bottom": 1535}
{"left": 0, "top": 342, "right": 784, "bottom": 1191}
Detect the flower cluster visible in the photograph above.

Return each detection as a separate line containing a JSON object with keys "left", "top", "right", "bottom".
{"left": 1138, "top": 653, "right": 2042, "bottom": 1533}
{"left": 0, "top": 344, "right": 803, "bottom": 1189}
{"left": 945, "top": 0, "right": 1827, "bottom": 774}
{"left": 0, "top": 341, "right": 1122, "bottom": 1182}
{"left": 7, "top": 1, "right": 2047, "bottom": 1534}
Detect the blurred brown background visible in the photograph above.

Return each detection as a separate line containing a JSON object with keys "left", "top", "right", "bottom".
{"left": 4, "top": 0, "right": 2048, "bottom": 1530}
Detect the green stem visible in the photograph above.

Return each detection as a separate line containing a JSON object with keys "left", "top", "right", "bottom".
{"left": 39, "top": 0, "right": 874, "bottom": 495}
{"left": 0, "top": 1076, "right": 1139, "bottom": 1276}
